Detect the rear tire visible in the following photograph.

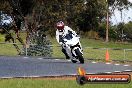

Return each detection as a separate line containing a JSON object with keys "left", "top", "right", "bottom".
{"left": 71, "top": 59, "right": 77, "bottom": 63}
{"left": 75, "top": 48, "right": 84, "bottom": 64}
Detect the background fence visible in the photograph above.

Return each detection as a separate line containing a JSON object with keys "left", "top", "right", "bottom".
{"left": 0, "top": 43, "right": 132, "bottom": 61}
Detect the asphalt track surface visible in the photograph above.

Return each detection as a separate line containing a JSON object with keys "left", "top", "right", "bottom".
{"left": 0, "top": 56, "right": 132, "bottom": 78}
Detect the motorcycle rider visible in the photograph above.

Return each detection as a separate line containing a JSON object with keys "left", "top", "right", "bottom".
{"left": 55, "top": 21, "right": 82, "bottom": 59}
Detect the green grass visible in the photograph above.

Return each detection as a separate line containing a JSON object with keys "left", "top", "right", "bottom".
{"left": 80, "top": 38, "right": 132, "bottom": 49}
{"left": 0, "top": 44, "right": 19, "bottom": 56}
{"left": 0, "top": 34, "right": 5, "bottom": 42}
{"left": 0, "top": 79, "right": 132, "bottom": 88}
{"left": 0, "top": 33, "right": 25, "bottom": 56}
{"left": 0, "top": 79, "right": 131, "bottom": 88}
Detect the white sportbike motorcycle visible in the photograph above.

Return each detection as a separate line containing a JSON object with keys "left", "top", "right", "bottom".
{"left": 62, "top": 32, "right": 84, "bottom": 64}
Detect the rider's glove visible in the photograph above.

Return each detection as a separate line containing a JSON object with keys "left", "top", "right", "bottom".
{"left": 59, "top": 42, "right": 63, "bottom": 45}
{"left": 61, "top": 43, "right": 67, "bottom": 48}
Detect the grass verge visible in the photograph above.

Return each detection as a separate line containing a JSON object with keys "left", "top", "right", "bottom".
{"left": 0, "top": 78, "right": 131, "bottom": 88}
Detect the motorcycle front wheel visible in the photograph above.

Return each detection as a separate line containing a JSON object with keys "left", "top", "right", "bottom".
{"left": 75, "top": 48, "right": 84, "bottom": 64}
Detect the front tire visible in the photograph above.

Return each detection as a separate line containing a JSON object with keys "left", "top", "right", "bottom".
{"left": 75, "top": 48, "right": 84, "bottom": 64}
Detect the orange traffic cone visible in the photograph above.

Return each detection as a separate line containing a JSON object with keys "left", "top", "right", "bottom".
{"left": 78, "top": 67, "right": 86, "bottom": 76}
{"left": 105, "top": 49, "right": 110, "bottom": 62}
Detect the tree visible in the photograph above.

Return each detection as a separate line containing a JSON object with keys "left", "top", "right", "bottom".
{"left": 1, "top": 0, "right": 132, "bottom": 44}
{"left": 0, "top": 0, "right": 53, "bottom": 56}
{"left": 124, "top": 21, "right": 132, "bottom": 41}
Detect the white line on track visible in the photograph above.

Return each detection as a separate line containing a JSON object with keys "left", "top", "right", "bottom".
{"left": 70, "top": 74, "right": 77, "bottom": 75}
{"left": 92, "top": 61, "right": 97, "bottom": 63}
{"left": 1, "top": 77, "right": 14, "bottom": 79}
{"left": 124, "top": 65, "right": 129, "bottom": 67}
{"left": 124, "top": 70, "right": 132, "bottom": 72}
{"left": 105, "top": 72, "right": 112, "bottom": 73}
{"left": 115, "top": 64, "right": 120, "bottom": 66}
{"left": 55, "top": 59, "right": 60, "bottom": 61}
{"left": 106, "top": 63, "right": 111, "bottom": 65}
{"left": 114, "top": 71, "right": 121, "bottom": 73}
{"left": 25, "top": 76, "right": 40, "bottom": 78}
{"left": 38, "top": 58, "right": 43, "bottom": 60}
{"left": 87, "top": 73, "right": 95, "bottom": 74}
{"left": 23, "top": 57, "right": 29, "bottom": 58}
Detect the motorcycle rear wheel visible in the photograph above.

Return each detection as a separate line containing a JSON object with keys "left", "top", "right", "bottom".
{"left": 71, "top": 59, "right": 78, "bottom": 63}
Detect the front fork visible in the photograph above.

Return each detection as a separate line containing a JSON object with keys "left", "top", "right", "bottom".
{"left": 72, "top": 47, "right": 83, "bottom": 57}
{"left": 72, "top": 42, "right": 83, "bottom": 56}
